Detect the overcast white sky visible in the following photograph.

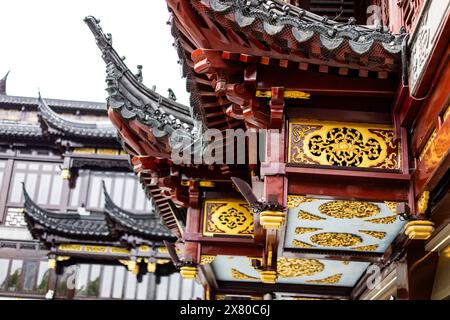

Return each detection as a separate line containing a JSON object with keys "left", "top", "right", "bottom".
{"left": 0, "top": 0, "right": 190, "bottom": 105}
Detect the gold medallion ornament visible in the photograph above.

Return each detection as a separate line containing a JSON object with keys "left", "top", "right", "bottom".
{"left": 277, "top": 258, "right": 324, "bottom": 277}
{"left": 319, "top": 201, "right": 380, "bottom": 219}
{"left": 292, "top": 239, "right": 315, "bottom": 248}
{"left": 203, "top": 200, "right": 253, "bottom": 237}
{"left": 366, "top": 215, "right": 397, "bottom": 224}
{"left": 295, "top": 227, "right": 322, "bottom": 235}
{"left": 310, "top": 233, "right": 362, "bottom": 247}
{"left": 287, "top": 195, "right": 316, "bottom": 208}
{"left": 297, "top": 210, "right": 325, "bottom": 221}
{"left": 359, "top": 230, "right": 386, "bottom": 239}
{"left": 288, "top": 121, "right": 400, "bottom": 169}
{"left": 231, "top": 268, "right": 259, "bottom": 281}
{"left": 307, "top": 273, "right": 342, "bottom": 284}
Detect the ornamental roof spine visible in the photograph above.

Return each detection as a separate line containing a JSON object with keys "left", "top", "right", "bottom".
{"left": 102, "top": 181, "right": 176, "bottom": 240}
{"left": 37, "top": 94, "right": 117, "bottom": 139}
{"left": 84, "top": 16, "right": 203, "bottom": 154}
{"left": 206, "top": 0, "right": 406, "bottom": 55}
{"left": 0, "top": 71, "right": 9, "bottom": 95}
{"left": 23, "top": 183, "right": 175, "bottom": 243}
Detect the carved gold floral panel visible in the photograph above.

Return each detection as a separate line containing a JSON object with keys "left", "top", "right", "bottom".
{"left": 203, "top": 199, "right": 253, "bottom": 237}
{"left": 288, "top": 120, "right": 400, "bottom": 169}
{"left": 285, "top": 195, "right": 406, "bottom": 253}
{"left": 210, "top": 255, "right": 371, "bottom": 287}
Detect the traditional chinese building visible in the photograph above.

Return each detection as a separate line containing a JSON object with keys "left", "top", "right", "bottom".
{"left": 82, "top": 0, "right": 449, "bottom": 300}
{"left": 0, "top": 75, "right": 203, "bottom": 299}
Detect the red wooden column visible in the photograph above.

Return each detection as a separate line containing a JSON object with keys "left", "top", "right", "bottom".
{"left": 261, "top": 117, "right": 287, "bottom": 283}
{"left": 180, "top": 181, "right": 201, "bottom": 279}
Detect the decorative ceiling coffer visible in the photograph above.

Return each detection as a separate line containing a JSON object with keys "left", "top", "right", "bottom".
{"left": 203, "top": 199, "right": 254, "bottom": 237}
{"left": 288, "top": 120, "right": 400, "bottom": 169}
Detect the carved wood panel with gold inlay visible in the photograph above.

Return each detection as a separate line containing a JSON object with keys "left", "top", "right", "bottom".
{"left": 287, "top": 120, "right": 401, "bottom": 170}
{"left": 284, "top": 196, "right": 406, "bottom": 253}
{"left": 202, "top": 199, "right": 253, "bottom": 237}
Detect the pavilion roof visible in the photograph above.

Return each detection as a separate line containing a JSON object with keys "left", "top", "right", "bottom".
{"left": 0, "top": 93, "right": 107, "bottom": 113}
{"left": 23, "top": 183, "right": 176, "bottom": 244}
{"left": 37, "top": 94, "right": 117, "bottom": 140}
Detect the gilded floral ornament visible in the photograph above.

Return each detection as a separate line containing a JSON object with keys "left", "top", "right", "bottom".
{"left": 310, "top": 233, "right": 363, "bottom": 247}
{"left": 366, "top": 215, "right": 397, "bottom": 224}
{"left": 297, "top": 210, "right": 325, "bottom": 221}
{"left": 352, "top": 245, "right": 379, "bottom": 251}
{"left": 359, "top": 230, "right": 386, "bottom": 239}
{"left": 292, "top": 240, "right": 315, "bottom": 248}
{"left": 277, "top": 258, "right": 324, "bottom": 278}
{"left": 295, "top": 227, "right": 322, "bottom": 235}
{"left": 288, "top": 121, "right": 400, "bottom": 169}
{"left": 231, "top": 268, "right": 259, "bottom": 281}
{"left": 307, "top": 273, "right": 342, "bottom": 284}
{"left": 384, "top": 201, "right": 399, "bottom": 214}
{"left": 200, "top": 255, "right": 216, "bottom": 265}
{"left": 417, "top": 191, "right": 430, "bottom": 214}
{"left": 287, "top": 195, "right": 316, "bottom": 208}
{"left": 319, "top": 201, "right": 380, "bottom": 219}
{"left": 203, "top": 200, "right": 253, "bottom": 236}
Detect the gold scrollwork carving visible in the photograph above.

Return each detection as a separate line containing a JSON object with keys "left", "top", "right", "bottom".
{"left": 203, "top": 200, "right": 253, "bottom": 237}
{"left": 358, "top": 230, "right": 386, "bottom": 239}
{"left": 292, "top": 240, "right": 315, "bottom": 248}
{"left": 295, "top": 227, "right": 322, "bottom": 235}
{"left": 288, "top": 121, "right": 400, "bottom": 169}
{"left": 287, "top": 195, "right": 316, "bottom": 208}
{"left": 231, "top": 268, "right": 259, "bottom": 281}
{"left": 352, "top": 245, "right": 379, "bottom": 251}
{"left": 365, "top": 215, "right": 397, "bottom": 224}
{"left": 58, "top": 244, "right": 83, "bottom": 251}
{"left": 277, "top": 258, "right": 324, "bottom": 277}
{"left": 200, "top": 255, "right": 216, "bottom": 265}
{"left": 384, "top": 201, "right": 399, "bottom": 214}
{"left": 306, "top": 273, "right": 342, "bottom": 284}
{"left": 110, "top": 247, "right": 130, "bottom": 254}
{"left": 297, "top": 210, "right": 325, "bottom": 221}
{"left": 319, "top": 201, "right": 380, "bottom": 219}
{"left": 310, "top": 233, "right": 363, "bottom": 247}
{"left": 417, "top": 191, "right": 430, "bottom": 214}
{"left": 85, "top": 246, "right": 107, "bottom": 253}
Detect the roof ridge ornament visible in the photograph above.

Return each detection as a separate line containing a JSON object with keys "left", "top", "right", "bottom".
{"left": 84, "top": 16, "right": 204, "bottom": 159}
{"left": 206, "top": 0, "right": 407, "bottom": 55}
{"left": 0, "top": 70, "right": 10, "bottom": 95}
{"left": 37, "top": 93, "right": 117, "bottom": 138}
